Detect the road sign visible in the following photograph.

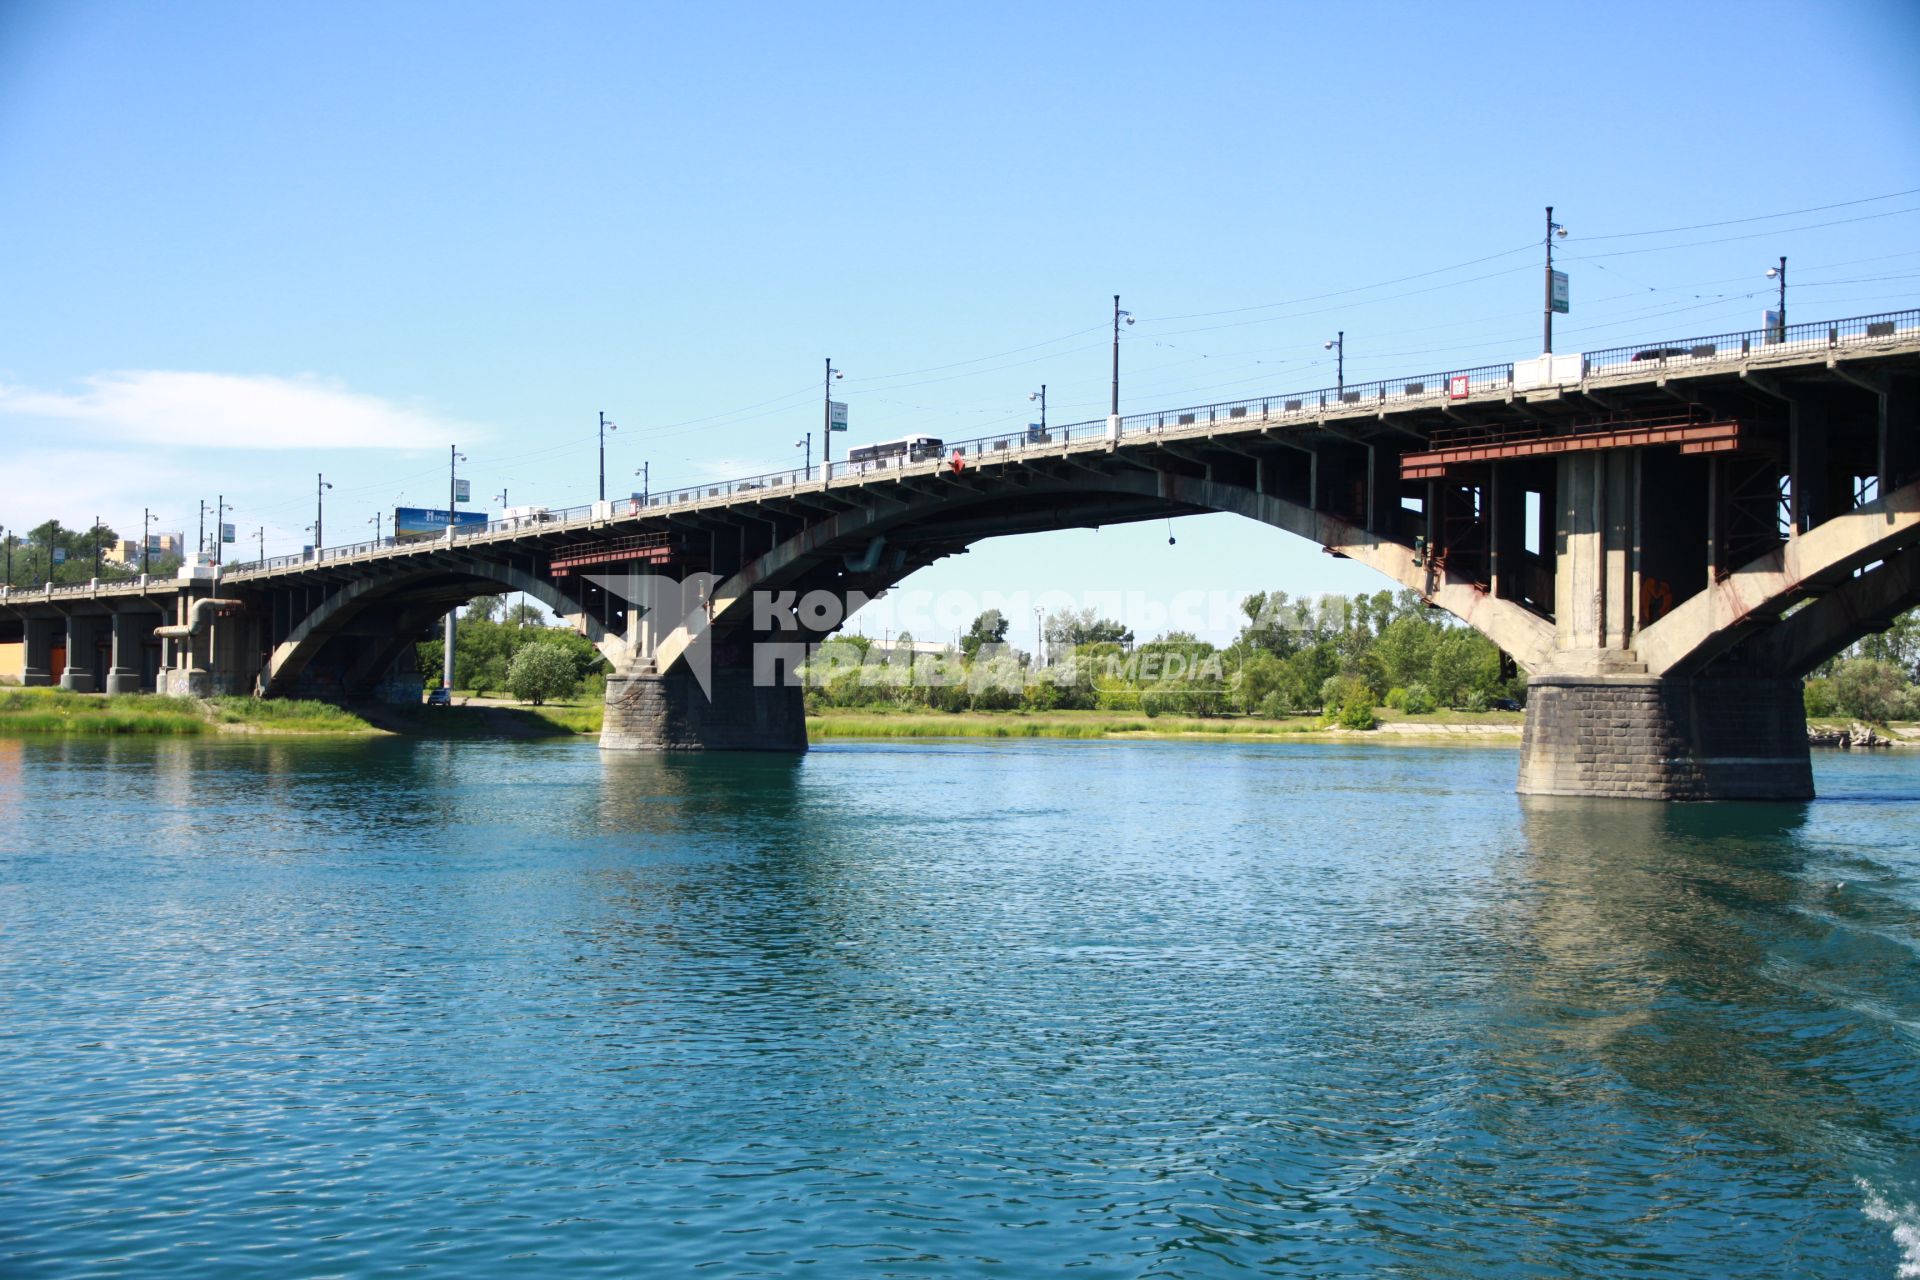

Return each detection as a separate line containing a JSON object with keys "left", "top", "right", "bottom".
{"left": 1550, "top": 270, "right": 1570, "bottom": 315}
{"left": 828, "top": 400, "right": 849, "bottom": 432}
{"left": 453, "top": 478, "right": 471, "bottom": 503}
{"left": 220, "top": 523, "right": 235, "bottom": 543}
{"left": 1448, "top": 374, "right": 1470, "bottom": 401}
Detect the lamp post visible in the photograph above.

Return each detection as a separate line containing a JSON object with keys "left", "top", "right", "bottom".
{"left": 1034, "top": 605, "right": 1045, "bottom": 670}
{"left": 1766, "top": 256, "right": 1787, "bottom": 343}
{"left": 92, "top": 516, "right": 102, "bottom": 578}
{"left": 823, "top": 358, "right": 843, "bottom": 468}
{"left": 257, "top": 526, "right": 265, "bottom": 564}
{"left": 795, "top": 433, "right": 810, "bottom": 473}
{"left": 3, "top": 526, "right": 10, "bottom": 587}
{"left": 1029, "top": 384, "right": 1047, "bottom": 433}
{"left": 214, "top": 495, "right": 226, "bottom": 567}
{"left": 370, "top": 512, "right": 383, "bottom": 543}
{"left": 1543, "top": 205, "right": 1569, "bottom": 353}
{"left": 633, "top": 463, "right": 648, "bottom": 506}
{"left": 315, "top": 474, "right": 332, "bottom": 556}
{"left": 197, "top": 499, "right": 207, "bottom": 559}
{"left": 1324, "top": 331, "right": 1344, "bottom": 396}
{"left": 142, "top": 508, "right": 154, "bottom": 576}
{"left": 447, "top": 446, "right": 466, "bottom": 542}
{"left": 1110, "top": 296, "right": 1135, "bottom": 419}
{"left": 444, "top": 444, "right": 467, "bottom": 694}
{"left": 599, "top": 411, "right": 618, "bottom": 502}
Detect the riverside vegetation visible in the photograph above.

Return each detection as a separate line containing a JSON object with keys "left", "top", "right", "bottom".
{"left": 8, "top": 591, "right": 1913, "bottom": 741}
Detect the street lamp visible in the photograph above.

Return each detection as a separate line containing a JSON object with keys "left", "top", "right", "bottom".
{"left": 822, "top": 359, "right": 844, "bottom": 468}
{"left": 1029, "top": 384, "right": 1047, "bottom": 434}
{"left": 795, "top": 433, "right": 810, "bottom": 473}
{"left": 315, "top": 473, "right": 333, "bottom": 556}
{"left": 1765, "top": 256, "right": 1787, "bottom": 343}
{"left": 369, "top": 512, "right": 383, "bottom": 543}
{"left": 1543, "top": 205, "right": 1569, "bottom": 353}
{"left": 1323, "top": 331, "right": 1344, "bottom": 396}
{"left": 214, "top": 494, "right": 226, "bottom": 567}
{"left": 447, "top": 446, "right": 466, "bottom": 541}
{"left": 599, "top": 411, "right": 618, "bottom": 502}
{"left": 142, "top": 508, "right": 154, "bottom": 575}
{"left": 633, "top": 463, "right": 649, "bottom": 506}
{"left": 92, "top": 515, "right": 102, "bottom": 578}
{"left": 1034, "top": 605, "right": 1045, "bottom": 669}
{"left": 1110, "top": 296, "right": 1135, "bottom": 419}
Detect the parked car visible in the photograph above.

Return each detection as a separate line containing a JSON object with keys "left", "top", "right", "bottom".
{"left": 1491, "top": 697, "right": 1521, "bottom": 712}
{"left": 426, "top": 687, "right": 451, "bottom": 706}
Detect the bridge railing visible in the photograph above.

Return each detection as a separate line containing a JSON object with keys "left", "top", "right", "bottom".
{"left": 200, "top": 308, "right": 1920, "bottom": 575}
{"left": 1583, "top": 308, "right": 1920, "bottom": 378}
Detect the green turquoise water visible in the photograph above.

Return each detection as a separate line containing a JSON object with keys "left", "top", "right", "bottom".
{"left": 3, "top": 735, "right": 1918, "bottom": 1277}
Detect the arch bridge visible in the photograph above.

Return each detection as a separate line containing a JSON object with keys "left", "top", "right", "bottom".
{"left": 5, "top": 309, "right": 1918, "bottom": 801}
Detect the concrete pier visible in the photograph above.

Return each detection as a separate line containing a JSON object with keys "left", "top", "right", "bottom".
{"left": 602, "top": 665, "right": 806, "bottom": 752}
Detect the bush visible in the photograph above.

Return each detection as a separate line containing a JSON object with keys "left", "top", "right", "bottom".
{"left": 1803, "top": 678, "right": 1838, "bottom": 718}
{"left": 1337, "top": 693, "right": 1377, "bottom": 730}
{"left": 1401, "top": 683, "right": 1438, "bottom": 715}
{"left": 1462, "top": 689, "right": 1491, "bottom": 713}
{"left": 1384, "top": 686, "right": 1409, "bottom": 712}
{"left": 505, "top": 642, "right": 579, "bottom": 706}
{"left": 1256, "top": 691, "right": 1291, "bottom": 720}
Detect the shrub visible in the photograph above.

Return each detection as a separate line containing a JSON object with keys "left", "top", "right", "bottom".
{"left": 505, "top": 642, "right": 579, "bottom": 706}
{"left": 1803, "top": 678, "right": 1838, "bottom": 718}
{"left": 1256, "top": 691, "right": 1291, "bottom": 720}
{"left": 1337, "top": 693, "right": 1377, "bottom": 730}
{"left": 1384, "top": 686, "right": 1409, "bottom": 712}
{"left": 1402, "top": 683, "right": 1438, "bottom": 715}
{"left": 1463, "top": 689, "right": 1491, "bottom": 713}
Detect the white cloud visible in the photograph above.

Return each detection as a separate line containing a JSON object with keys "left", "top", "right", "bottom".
{"left": 0, "top": 370, "right": 472, "bottom": 450}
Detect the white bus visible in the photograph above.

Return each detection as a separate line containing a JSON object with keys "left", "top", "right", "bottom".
{"left": 848, "top": 434, "right": 945, "bottom": 470}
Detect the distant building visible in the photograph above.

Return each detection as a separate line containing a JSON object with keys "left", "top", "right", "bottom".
{"left": 102, "top": 533, "right": 185, "bottom": 566}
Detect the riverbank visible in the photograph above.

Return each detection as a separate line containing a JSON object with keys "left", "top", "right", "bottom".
{"left": 0, "top": 689, "right": 375, "bottom": 735}
{"left": 806, "top": 708, "right": 1525, "bottom": 741}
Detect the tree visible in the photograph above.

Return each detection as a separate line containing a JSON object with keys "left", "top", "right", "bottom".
{"left": 505, "top": 642, "right": 579, "bottom": 705}
{"left": 1046, "top": 607, "right": 1133, "bottom": 651}
{"left": 960, "top": 609, "right": 1009, "bottom": 660}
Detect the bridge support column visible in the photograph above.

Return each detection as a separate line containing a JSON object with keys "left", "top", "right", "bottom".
{"left": 105, "top": 612, "right": 146, "bottom": 694}
{"left": 1518, "top": 671, "right": 1811, "bottom": 801}
{"left": 57, "top": 616, "right": 98, "bottom": 692}
{"left": 22, "top": 617, "right": 56, "bottom": 686}
{"left": 601, "top": 661, "right": 806, "bottom": 752}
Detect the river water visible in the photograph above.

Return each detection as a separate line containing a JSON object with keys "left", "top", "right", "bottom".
{"left": 2, "top": 735, "right": 1918, "bottom": 1278}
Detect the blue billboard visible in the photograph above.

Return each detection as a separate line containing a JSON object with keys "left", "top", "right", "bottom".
{"left": 394, "top": 507, "right": 490, "bottom": 541}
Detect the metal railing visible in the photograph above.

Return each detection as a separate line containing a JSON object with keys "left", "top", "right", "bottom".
{"left": 101, "top": 307, "right": 1920, "bottom": 585}
{"left": 1583, "top": 308, "right": 1919, "bottom": 378}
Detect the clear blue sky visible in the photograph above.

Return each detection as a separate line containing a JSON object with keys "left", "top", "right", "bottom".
{"left": 3, "top": 0, "right": 1917, "bottom": 641}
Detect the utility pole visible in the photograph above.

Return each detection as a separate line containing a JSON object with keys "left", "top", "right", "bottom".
{"left": 1543, "top": 205, "right": 1568, "bottom": 354}
{"left": 823, "top": 358, "right": 842, "bottom": 468}
{"left": 1111, "top": 296, "right": 1122, "bottom": 416}
{"left": 1325, "top": 331, "right": 1344, "bottom": 395}
{"left": 214, "top": 495, "right": 225, "bottom": 566}
{"left": 598, "top": 411, "right": 616, "bottom": 503}
{"left": 93, "top": 516, "right": 101, "bottom": 578}
{"left": 633, "top": 463, "right": 649, "bottom": 505}
{"left": 1030, "top": 384, "right": 1046, "bottom": 432}
{"left": 198, "top": 499, "right": 207, "bottom": 559}
{"left": 142, "top": 508, "right": 153, "bottom": 576}
{"left": 257, "top": 526, "right": 265, "bottom": 564}
{"left": 1767, "top": 256, "right": 1787, "bottom": 342}
{"left": 315, "top": 473, "right": 332, "bottom": 555}
{"left": 370, "top": 511, "right": 383, "bottom": 543}
{"left": 444, "top": 443, "right": 466, "bottom": 693}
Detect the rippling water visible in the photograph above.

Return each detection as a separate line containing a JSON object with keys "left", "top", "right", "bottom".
{"left": 3, "top": 735, "right": 1919, "bottom": 1277}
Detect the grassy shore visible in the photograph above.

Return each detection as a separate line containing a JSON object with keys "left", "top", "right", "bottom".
{"left": 0, "top": 689, "right": 375, "bottom": 736}
{"left": 805, "top": 707, "right": 1524, "bottom": 741}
